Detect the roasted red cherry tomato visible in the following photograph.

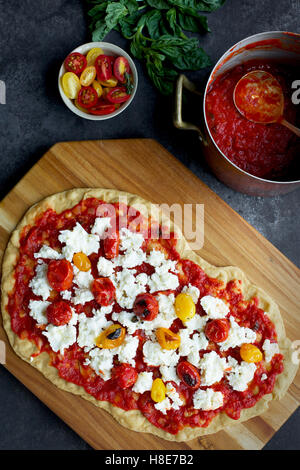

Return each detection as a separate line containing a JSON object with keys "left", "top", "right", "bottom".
{"left": 103, "top": 230, "right": 120, "bottom": 259}
{"left": 112, "top": 364, "right": 138, "bottom": 389}
{"left": 133, "top": 293, "right": 159, "bottom": 321}
{"left": 46, "top": 300, "right": 73, "bottom": 326}
{"left": 113, "top": 56, "right": 130, "bottom": 83}
{"left": 107, "top": 56, "right": 116, "bottom": 66}
{"left": 106, "top": 86, "right": 130, "bottom": 104}
{"left": 89, "top": 103, "right": 116, "bottom": 115}
{"left": 95, "top": 55, "right": 113, "bottom": 82}
{"left": 47, "top": 259, "right": 73, "bottom": 291}
{"left": 64, "top": 52, "right": 87, "bottom": 75}
{"left": 92, "top": 277, "right": 116, "bottom": 306}
{"left": 205, "top": 318, "right": 230, "bottom": 343}
{"left": 177, "top": 361, "right": 201, "bottom": 389}
{"left": 77, "top": 86, "right": 98, "bottom": 109}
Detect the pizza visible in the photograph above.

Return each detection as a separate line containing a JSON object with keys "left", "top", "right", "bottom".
{"left": 1, "top": 188, "right": 298, "bottom": 442}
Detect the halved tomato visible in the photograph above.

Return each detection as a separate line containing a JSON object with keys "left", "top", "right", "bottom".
{"left": 89, "top": 103, "right": 116, "bottom": 115}
{"left": 107, "top": 56, "right": 116, "bottom": 65}
{"left": 77, "top": 86, "right": 98, "bottom": 109}
{"left": 98, "top": 76, "right": 118, "bottom": 88}
{"left": 113, "top": 56, "right": 130, "bottom": 83}
{"left": 64, "top": 52, "right": 87, "bottom": 75}
{"left": 75, "top": 98, "right": 88, "bottom": 113}
{"left": 101, "top": 87, "right": 110, "bottom": 100}
{"left": 106, "top": 86, "right": 130, "bottom": 104}
{"left": 92, "top": 80, "right": 103, "bottom": 98}
{"left": 95, "top": 55, "right": 112, "bottom": 82}
{"left": 79, "top": 66, "right": 96, "bottom": 87}
{"left": 86, "top": 47, "right": 104, "bottom": 66}
{"left": 61, "top": 72, "right": 81, "bottom": 99}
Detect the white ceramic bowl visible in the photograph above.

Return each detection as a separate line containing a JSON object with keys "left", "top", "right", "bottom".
{"left": 58, "top": 42, "right": 138, "bottom": 120}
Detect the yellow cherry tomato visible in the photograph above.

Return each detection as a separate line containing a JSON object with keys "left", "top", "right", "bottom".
{"left": 240, "top": 343, "right": 263, "bottom": 363}
{"left": 73, "top": 252, "right": 91, "bottom": 272}
{"left": 95, "top": 324, "right": 125, "bottom": 349}
{"left": 80, "top": 65, "right": 97, "bottom": 86}
{"left": 61, "top": 72, "right": 81, "bottom": 99}
{"left": 101, "top": 87, "right": 110, "bottom": 99}
{"left": 175, "top": 293, "right": 196, "bottom": 322}
{"left": 151, "top": 378, "right": 166, "bottom": 403}
{"left": 99, "top": 76, "right": 118, "bottom": 87}
{"left": 156, "top": 328, "right": 181, "bottom": 350}
{"left": 86, "top": 47, "right": 104, "bottom": 66}
{"left": 92, "top": 80, "right": 103, "bottom": 98}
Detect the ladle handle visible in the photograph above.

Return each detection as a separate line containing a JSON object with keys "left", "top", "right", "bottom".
{"left": 280, "top": 119, "right": 300, "bottom": 138}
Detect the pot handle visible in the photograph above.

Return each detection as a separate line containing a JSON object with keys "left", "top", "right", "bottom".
{"left": 173, "top": 74, "right": 208, "bottom": 146}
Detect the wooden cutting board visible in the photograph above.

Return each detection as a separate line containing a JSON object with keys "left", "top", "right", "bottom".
{"left": 0, "top": 139, "right": 299, "bottom": 450}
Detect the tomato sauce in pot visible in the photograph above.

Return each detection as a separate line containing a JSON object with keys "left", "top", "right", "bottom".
{"left": 205, "top": 60, "right": 300, "bottom": 179}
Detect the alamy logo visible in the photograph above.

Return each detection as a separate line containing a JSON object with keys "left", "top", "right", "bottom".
{"left": 291, "top": 80, "right": 300, "bottom": 105}
{"left": 0, "top": 80, "right": 5, "bottom": 104}
{"left": 95, "top": 198, "right": 205, "bottom": 250}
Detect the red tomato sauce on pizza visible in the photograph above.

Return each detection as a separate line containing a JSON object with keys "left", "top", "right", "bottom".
{"left": 205, "top": 60, "right": 299, "bottom": 179}
{"left": 6, "top": 198, "right": 283, "bottom": 435}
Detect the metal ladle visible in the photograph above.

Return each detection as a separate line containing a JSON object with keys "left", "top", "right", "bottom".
{"left": 233, "top": 70, "right": 300, "bottom": 137}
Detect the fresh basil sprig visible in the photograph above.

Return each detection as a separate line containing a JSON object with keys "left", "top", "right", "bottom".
{"left": 86, "top": 0, "right": 226, "bottom": 95}
{"left": 124, "top": 71, "right": 134, "bottom": 94}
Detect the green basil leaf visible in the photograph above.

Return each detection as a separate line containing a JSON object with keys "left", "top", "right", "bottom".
{"left": 159, "top": 18, "right": 170, "bottom": 36}
{"left": 118, "top": 18, "right": 135, "bottom": 38}
{"left": 167, "top": 0, "right": 206, "bottom": 18}
{"left": 105, "top": 2, "right": 128, "bottom": 29}
{"left": 196, "top": 0, "right": 226, "bottom": 11}
{"left": 146, "top": 50, "right": 166, "bottom": 72}
{"left": 88, "top": 3, "right": 109, "bottom": 18}
{"left": 171, "top": 47, "right": 211, "bottom": 70}
{"left": 120, "top": 0, "right": 140, "bottom": 14}
{"left": 167, "top": 0, "right": 197, "bottom": 12}
{"left": 145, "top": 0, "right": 169, "bottom": 9}
{"left": 119, "top": 9, "right": 144, "bottom": 37}
{"left": 130, "top": 35, "right": 144, "bottom": 60}
{"left": 124, "top": 72, "right": 135, "bottom": 94}
{"left": 152, "top": 34, "right": 187, "bottom": 48}
{"left": 165, "top": 8, "right": 181, "bottom": 36}
{"left": 147, "top": 63, "right": 176, "bottom": 95}
{"left": 145, "top": 10, "right": 162, "bottom": 39}
{"left": 92, "top": 22, "right": 110, "bottom": 41}
{"left": 178, "top": 12, "right": 210, "bottom": 32}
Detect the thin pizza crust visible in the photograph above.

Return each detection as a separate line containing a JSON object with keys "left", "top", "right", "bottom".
{"left": 1, "top": 188, "right": 298, "bottom": 442}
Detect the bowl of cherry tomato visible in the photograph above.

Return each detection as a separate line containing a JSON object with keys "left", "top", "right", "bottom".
{"left": 58, "top": 42, "right": 138, "bottom": 120}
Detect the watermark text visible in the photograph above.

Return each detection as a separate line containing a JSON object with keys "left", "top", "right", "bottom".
{"left": 292, "top": 80, "right": 300, "bottom": 105}
{"left": 0, "top": 80, "right": 5, "bottom": 104}
{"left": 95, "top": 198, "right": 205, "bottom": 250}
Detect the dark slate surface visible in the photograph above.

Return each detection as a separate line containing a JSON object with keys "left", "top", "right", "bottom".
{"left": 0, "top": 0, "right": 299, "bottom": 450}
